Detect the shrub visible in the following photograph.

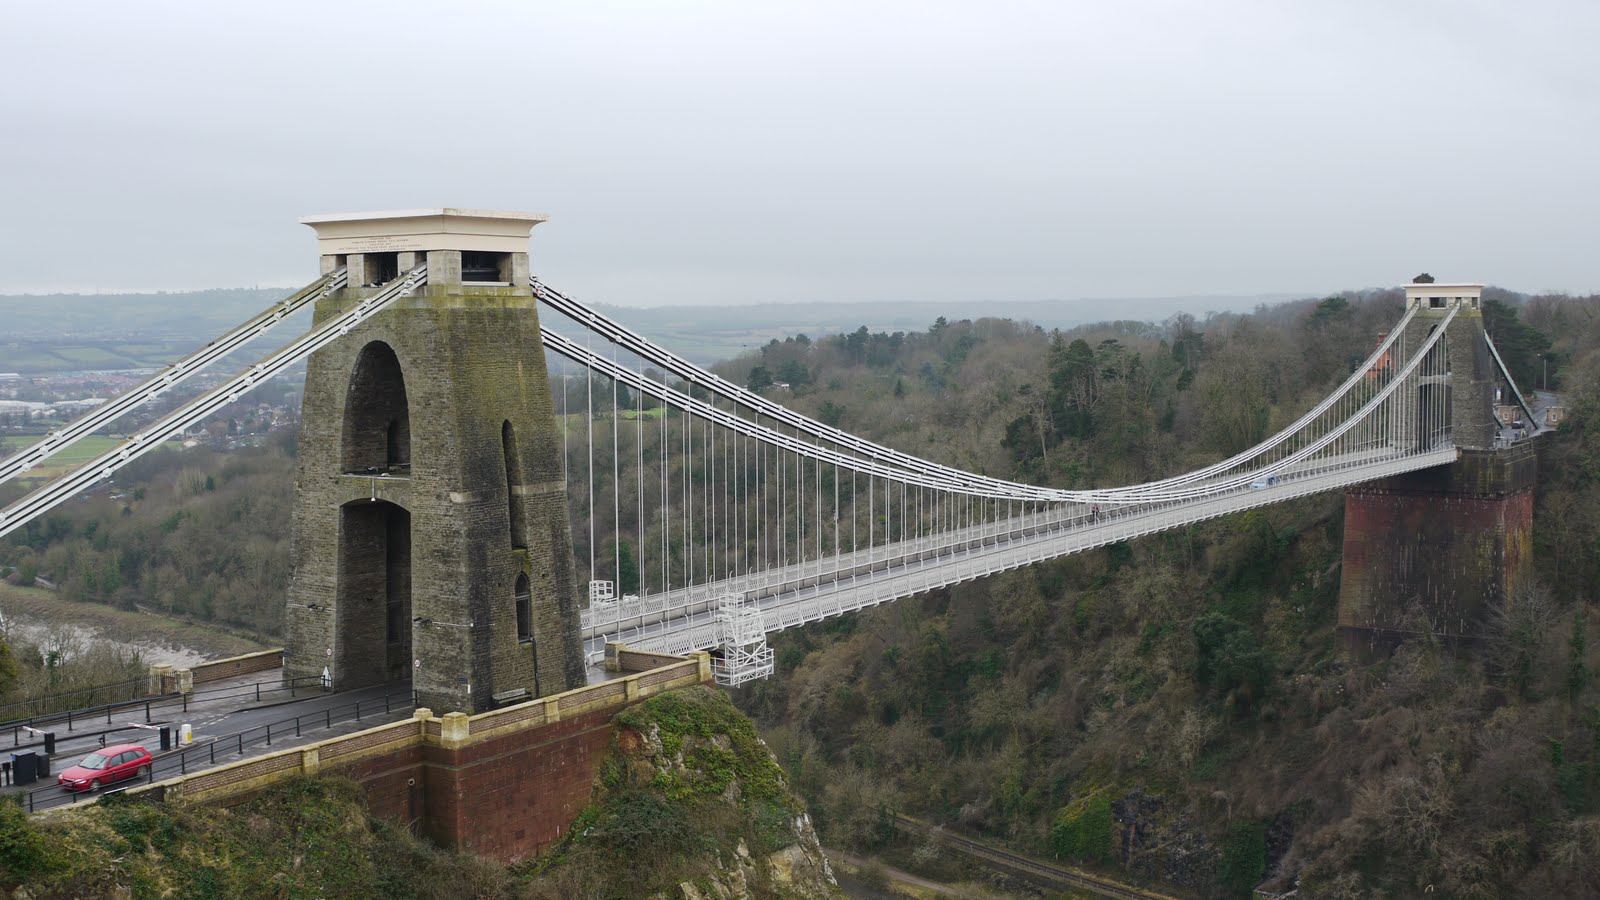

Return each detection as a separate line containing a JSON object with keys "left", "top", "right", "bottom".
{"left": 1218, "top": 819, "right": 1267, "bottom": 897}
{"left": 1051, "top": 791, "right": 1113, "bottom": 865}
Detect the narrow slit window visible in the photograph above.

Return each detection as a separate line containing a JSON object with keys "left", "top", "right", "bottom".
{"left": 515, "top": 574, "right": 532, "bottom": 641}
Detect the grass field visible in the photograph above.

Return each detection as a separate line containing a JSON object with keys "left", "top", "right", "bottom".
{"left": 0, "top": 347, "right": 67, "bottom": 370}
{"left": 0, "top": 582, "right": 268, "bottom": 659}
{"left": 0, "top": 340, "right": 202, "bottom": 374}
{"left": 47, "top": 346, "right": 137, "bottom": 367}
{"left": 4, "top": 432, "right": 160, "bottom": 486}
{"left": 10, "top": 434, "right": 129, "bottom": 483}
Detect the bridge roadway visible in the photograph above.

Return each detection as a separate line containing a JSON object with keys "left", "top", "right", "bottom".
{"left": 7, "top": 680, "right": 413, "bottom": 813}
{"left": 584, "top": 446, "right": 1460, "bottom": 661}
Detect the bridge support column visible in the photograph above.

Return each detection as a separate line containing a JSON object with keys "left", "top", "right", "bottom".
{"left": 1337, "top": 441, "right": 1538, "bottom": 658}
{"left": 285, "top": 209, "right": 585, "bottom": 715}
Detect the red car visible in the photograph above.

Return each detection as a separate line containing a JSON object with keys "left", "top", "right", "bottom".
{"left": 57, "top": 743, "right": 152, "bottom": 792}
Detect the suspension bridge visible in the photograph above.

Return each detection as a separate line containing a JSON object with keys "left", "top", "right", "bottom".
{"left": 0, "top": 209, "right": 1546, "bottom": 702}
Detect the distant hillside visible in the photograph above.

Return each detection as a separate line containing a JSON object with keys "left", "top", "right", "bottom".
{"left": 600, "top": 293, "right": 1305, "bottom": 363}
{"left": 0, "top": 287, "right": 1306, "bottom": 372}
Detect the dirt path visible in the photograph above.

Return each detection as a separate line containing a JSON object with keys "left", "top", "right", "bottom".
{"left": 827, "top": 849, "right": 1004, "bottom": 899}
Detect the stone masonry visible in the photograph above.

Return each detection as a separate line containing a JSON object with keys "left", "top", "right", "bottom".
{"left": 285, "top": 211, "right": 584, "bottom": 714}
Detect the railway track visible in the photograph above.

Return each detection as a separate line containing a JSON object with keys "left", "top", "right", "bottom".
{"left": 895, "top": 814, "right": 1176, "bottom": 900}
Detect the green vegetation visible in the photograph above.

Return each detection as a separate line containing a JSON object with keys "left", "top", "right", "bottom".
{"left": 0, "top": 442, "right": 296, "bottom": 637}
{"left": 1050, "top": 790, "right": 1113, "bottom": 865}
{"left": 1218, "top": 820, "right": 1267, "bottom": 897}
{"left": 729, "top": 286, "right": 1600, "bottom": 897}
{"left": 0, "top": 689, "right": 828, "bottom": 898}
{"left": 7, "top": 434, "right": 146, "bottom": 487}
{"left": 525, "top": 686, "right": 830, "bottom": 898}
{"left": 0, "top": 777, "right": 508, "bottom": 899}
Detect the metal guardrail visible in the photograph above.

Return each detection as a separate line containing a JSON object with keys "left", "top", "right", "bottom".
{"left": 0, "top": 675, "right": 153, "bottom": 723}
{"left": 15, "top": 688, "right": 412, "bottom": 813}
{"left": 4, "top": 675, "right": 327, "bottom": 748}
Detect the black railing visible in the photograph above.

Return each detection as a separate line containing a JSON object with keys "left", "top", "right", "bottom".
{"left": 0, "top": 675, "right": 152, "bottom": 723}
{"left": 17, "top": 688, "right": 413, "bottom": 813}
{"left": 4, "top": 675, "right": 328, "bottom": 749}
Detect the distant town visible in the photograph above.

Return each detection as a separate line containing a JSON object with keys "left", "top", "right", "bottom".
{"left": 0, "top": 365, "right": 302, "bottom": 454}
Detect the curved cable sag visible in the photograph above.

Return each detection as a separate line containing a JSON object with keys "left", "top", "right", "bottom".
{"left": 535, "top": 278, "right": 1423, "bottom": 504}
{"left": 581, "top": 314, "right": 1461, "bottom": 651}
{"left": 0, "top": 270, "right": 347, "bottom": 487}
{"left": 1084, "top": 305, "right": 1419, "bottom": 496}
{"left": 541, "top": 328, "right": 1000, "bottom": 495}
{"left": 542, "top": 303, "right": 1456, "bottom": 505}
{"left": 534, "top": 279, "right": 1045, "bottom": 497}
{"left": 1123, "top": 305, "right": 1459, "bottom": 501}
{"left": 0, "top": 267, "right": 426, "bottom": 540}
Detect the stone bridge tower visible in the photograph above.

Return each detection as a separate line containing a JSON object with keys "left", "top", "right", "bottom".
{"left": 284, "top": 209, "right": 584, "bottom": 713}
{"left": 1338, "top": 282, "right": 1537, "bottom": 656}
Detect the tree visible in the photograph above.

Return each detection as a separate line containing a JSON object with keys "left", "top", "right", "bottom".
{"left": 1482, "top": 298, "right": 1552, "bottom": 392}
{"left": 746, "top": 366, "right": 774, "bottom": 391}
{"left": 1193, "top": 612, "right": 1274, "bottom": 712}
{"left": 1308, "top": 296, "right": 1351, "bottom": 329}
{"left": 617, "top": 541, "right": 641, "bottom": 595}
{"left": 1047, "top": 337, "right": 1100, "bottom": 439}
{"left": 775, "top": 359, "right": 811, "bottom": 387}
{"left": 0, "top": 641, "right": 16, "bottom": 702}
{"left": 1413, "top": 272, "right": 1436, "bottom": 284}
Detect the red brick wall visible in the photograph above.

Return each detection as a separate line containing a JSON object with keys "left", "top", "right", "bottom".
{"left": 418, "top": 706, "right": 618, "bottom": 861}
{"left": 336, "top": 744, "right": 426, "bottom": 827}
{"left": 1337, "top": 450, "right": 1536, "bottom": 657}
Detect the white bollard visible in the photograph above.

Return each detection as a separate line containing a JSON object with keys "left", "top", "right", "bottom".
{"left": 179, "top": 724, "right": 193, "bottom": 745}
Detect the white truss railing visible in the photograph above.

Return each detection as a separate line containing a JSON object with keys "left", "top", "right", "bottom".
{"left": 587, "top": 446, "right": 1459, "bottom": 661}
{"left": 713, "top": 594, "right": 774, "bottom": 686}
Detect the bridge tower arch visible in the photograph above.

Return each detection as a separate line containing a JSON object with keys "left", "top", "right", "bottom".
{"left": 285, "top": 209, "right": 584, "bottom": 713}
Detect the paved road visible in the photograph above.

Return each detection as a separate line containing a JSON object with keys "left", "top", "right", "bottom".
{"left": 2, "top": 669, "right": 323, "bottom": 759}
{"left": 12, "top": 680, "right": 414, "bottom": 813}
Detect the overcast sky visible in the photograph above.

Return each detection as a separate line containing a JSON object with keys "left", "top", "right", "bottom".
{"left": 2, "top": 1, "right": 1595, "bottom": 305}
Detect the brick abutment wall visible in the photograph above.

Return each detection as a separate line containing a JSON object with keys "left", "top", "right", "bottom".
{"left": 119, "top": 650, "right": 714, "bottom": 863}
{"left": 1337, "top": 441, "right": 1539, "bottom": 658}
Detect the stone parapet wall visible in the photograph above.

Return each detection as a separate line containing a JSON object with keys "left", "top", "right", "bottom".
{"left": 189, "top": 649, "right": 284, "bottom": 685}
{"left": 614, "top": 648, "right": 688, "bottom": 673}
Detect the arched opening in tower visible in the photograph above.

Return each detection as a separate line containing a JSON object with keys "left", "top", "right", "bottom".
{"left": 335, "top": 499, "right": 413, "bottom": 689}
{"left": 343, "top": 341, "right": 411, "bottom": 474}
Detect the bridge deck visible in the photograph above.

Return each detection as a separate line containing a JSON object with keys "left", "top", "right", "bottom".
{"left": 585, "top": 447, "right": 1459, "bottom": 659}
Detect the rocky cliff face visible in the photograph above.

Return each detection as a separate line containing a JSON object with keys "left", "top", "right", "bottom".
{"left": 524, "top": 685, "right": 841, "bottom": 900}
